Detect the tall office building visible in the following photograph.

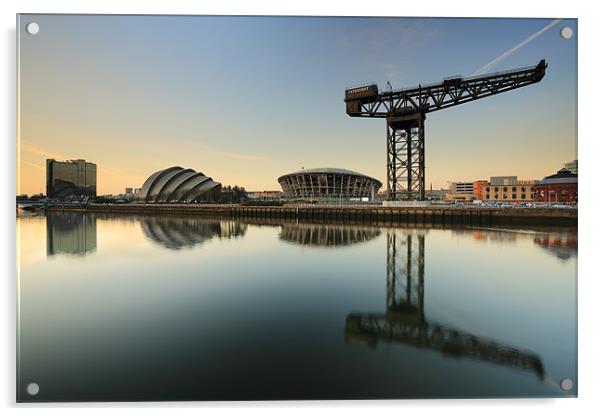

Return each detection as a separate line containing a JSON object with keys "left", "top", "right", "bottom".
{"left": 46, "top": 159, "right": 97, "bottom": 199}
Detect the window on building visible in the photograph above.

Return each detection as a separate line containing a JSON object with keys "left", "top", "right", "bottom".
{"left": 486, "top": 194, "right": 490, "bottom": 199}
{"left": 503, "top": 187, "right": 508, "bottom": 192}
{"left": 512, "top": 187, "right": 516, "bottom": 192}
{"left": 503, "top": 194, "right": 508, "bottom": 199}
{"left": 521, "top": 187, "right": 526, "bottom": 192}
{"left": 486, "top": 187, "right": 490, "bottom": 192}
{"left": 494, "top": 187, "right": 498, "bottom": 192}
{"left": 512, "top": 194, "right": 516, "bottom": 199}
{"left": 494, "top": 194, "right": 498, "bottom": 199}
{"left": 521, "top": 194, "right": 526, "bottom": 199}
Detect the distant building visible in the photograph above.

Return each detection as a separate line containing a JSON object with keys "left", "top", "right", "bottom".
{"left": 563, "top": 159, "right": 578, "bottom": 175}
{"left": 247, "top": 190, "right": 283, "bottom": 200}
{"left": 46, "top": 159, "right": 96, "bottom": 199}
{"left": 484, "top": 182, "right": 534, "bottom": 202}
{"left": 533, "top": 168, "right": 577, "bottom": 204}
{"left": 125, "top": 187, "right": 134, "bottom": 200}
{"left": 446, "top": 175, "right": 536, "bottom": 203}
{"left": 124, "top": 187, "right": 142, "bottom": 201}
{"left": 450, "top": 182, "right": 474, "bottom": 194}
{"left": 472, "top": 180, "right": 488, "bottom": 200}
{"left": 445, "top": 192, "right": 475, "bottom": 202}
{"left": 425, "top": 188, "right": 447, "bottom": 202}
{"left": 490, "top": 176, "right": 518, "bottom": 186}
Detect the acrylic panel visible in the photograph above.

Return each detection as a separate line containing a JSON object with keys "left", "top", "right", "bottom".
{"left": 16, "top": 14, "right": 577, "bottom": 402}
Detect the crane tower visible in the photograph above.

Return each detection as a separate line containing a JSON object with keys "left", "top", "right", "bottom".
{"left": 344, "top": 60, "right": 547, "bottom": 201}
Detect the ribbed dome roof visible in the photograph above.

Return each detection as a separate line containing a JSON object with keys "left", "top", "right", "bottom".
{"left": 138, "top": 166, "right": 221, "bottom": 203}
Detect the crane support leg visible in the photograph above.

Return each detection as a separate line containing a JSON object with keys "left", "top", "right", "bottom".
{"left": 386, "top": 230, "right": 425, "bottom": 323}
{"left": 386, "top": 114, "right": 425, "bottom": 201}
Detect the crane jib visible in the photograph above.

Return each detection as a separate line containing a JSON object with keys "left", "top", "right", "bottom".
{"left": 344, "top": 59, "right": 547, "bottom": 201}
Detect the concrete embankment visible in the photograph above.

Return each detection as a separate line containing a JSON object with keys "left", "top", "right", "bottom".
{"left": 45, "top": 204, "right": 577, "bottom": 227}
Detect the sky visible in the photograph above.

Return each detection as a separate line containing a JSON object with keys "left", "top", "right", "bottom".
{"left": 17, "top": 15, "right": 577, "bottom": 195}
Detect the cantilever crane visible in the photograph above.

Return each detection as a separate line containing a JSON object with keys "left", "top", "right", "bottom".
{"left": 344, "top": 60, "right": 548, "bottom": 200}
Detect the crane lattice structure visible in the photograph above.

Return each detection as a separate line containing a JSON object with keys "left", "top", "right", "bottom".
{"left": 345, "top": 230, "right": 545, "bottom": 379}
{"left": 344, "top": 60, "right": 547, "bottom": 200}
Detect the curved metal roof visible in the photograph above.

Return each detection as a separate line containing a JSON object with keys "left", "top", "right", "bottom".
{"left": 138, "top": 166, "right": 221, "bottom": 203}
{"left": 278, "top": 167, "right": 382, "bottom": 185}
{"left": 138, "top": 166, "right": 182, "bottom": 201}
{"left": 537, "top": 168, "right": 578, "bottom": 186}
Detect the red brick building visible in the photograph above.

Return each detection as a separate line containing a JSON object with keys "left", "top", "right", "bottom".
{"left": 533, "top": 168, "right": 578, "bottom": 204}
{"left": 472, "top": 180, "right": 488, "bottom": 200}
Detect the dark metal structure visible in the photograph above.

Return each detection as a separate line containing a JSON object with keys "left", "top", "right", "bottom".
{"left": 345, "top": 60, "right": 547, "bottom": 200}
{"left": 345, "top": 229, "right": 545, "bottom": 379}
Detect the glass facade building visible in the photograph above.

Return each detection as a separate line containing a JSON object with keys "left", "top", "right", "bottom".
{"left": 46, "top": 159, "right": 97, "bottom": 199}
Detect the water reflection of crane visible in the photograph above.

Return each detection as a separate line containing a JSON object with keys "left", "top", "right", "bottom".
{"left": 345, "top": 229, "right": 545, "bottom": 380}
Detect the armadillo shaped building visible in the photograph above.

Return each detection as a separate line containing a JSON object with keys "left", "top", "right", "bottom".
{"left": 138, "top": 166, "right": 221, "bottom": 203}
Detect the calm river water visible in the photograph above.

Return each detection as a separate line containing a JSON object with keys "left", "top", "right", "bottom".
{"left": 17, "top": 211, "right": 577, "bottom": 401}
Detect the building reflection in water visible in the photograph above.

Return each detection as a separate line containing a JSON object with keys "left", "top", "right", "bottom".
{"left": 533, "top": 233, "right": 577, "bottom": 261}
{"left": 279, "top": 223, "right": 381, "bottom": 247}
{"left": 345, "top": 229, "right": 545, "bottom": 380}
{"left": 46, "top": 212, "right": 97, "bottom": 257}
{"left": 140, "top": 217, "right": 247, "bottom": 250}
{"left": 463, "top": 228, "right": 577, "bottom": 261}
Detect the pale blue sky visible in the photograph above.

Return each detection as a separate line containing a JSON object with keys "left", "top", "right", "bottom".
{"left": 18, "top": 15, "right": 577, "bottom": 194}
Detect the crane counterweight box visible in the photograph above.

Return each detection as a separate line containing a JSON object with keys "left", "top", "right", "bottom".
{"left": 345, "top": 84, "right": 378, "bottom": 101}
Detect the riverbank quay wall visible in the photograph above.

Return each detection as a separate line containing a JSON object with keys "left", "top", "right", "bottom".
{"left": 45, "top": 204, "right": 577, "bottom": 227}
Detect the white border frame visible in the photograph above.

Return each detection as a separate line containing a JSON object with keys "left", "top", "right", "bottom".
{"left": 3, "top": 1, "right": 599, "bottom": 414}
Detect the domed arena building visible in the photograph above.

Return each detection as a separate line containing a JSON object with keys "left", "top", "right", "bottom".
{"left": 278, "top": 168, "right": 382, "bottom": 201}
{"left": 138, "top": 166, "right": 221, "bottom": 203}
{"left": 533, "top": 168, "right": 578, "bottom": 204}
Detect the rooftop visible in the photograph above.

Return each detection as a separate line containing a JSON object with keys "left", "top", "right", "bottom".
{"left": 279, "top": 167, "right": 381, "bottom": 183}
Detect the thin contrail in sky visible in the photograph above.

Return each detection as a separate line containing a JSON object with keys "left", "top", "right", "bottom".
{"left": 471, "top": 19, "right": 562, "bottom": 76}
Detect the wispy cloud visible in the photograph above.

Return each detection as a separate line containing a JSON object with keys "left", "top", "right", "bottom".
{"left": 471, "top": 19, "right": 562, "bottom": 76}
{"left": 20, "top": 160, "right": 44, "bottom": 170}
{"left": 19, "top": 140, "right": 72, "bottom": 161}
{"left": 18, "top": 139, "right": 129, "bottom": 174}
